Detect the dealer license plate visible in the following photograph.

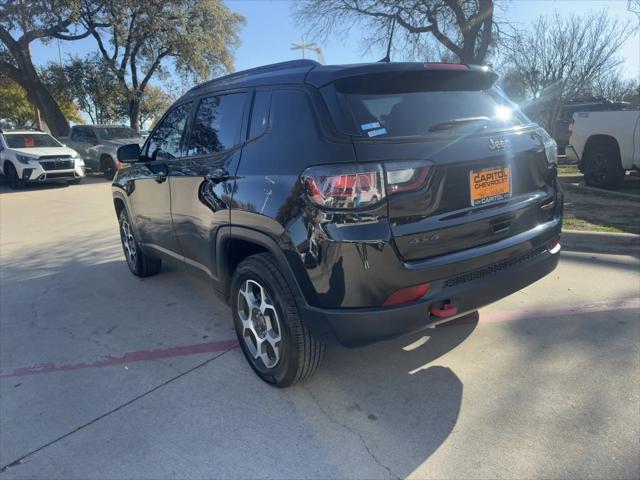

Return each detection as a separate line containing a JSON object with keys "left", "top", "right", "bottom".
{"left": 469, "top": 166, "right": 511, "bottom": 206}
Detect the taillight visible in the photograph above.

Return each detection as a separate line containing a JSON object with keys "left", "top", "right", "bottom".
{"left": 385, "top": 160, "right": 432, "bottom": 194}
{"left": 568, "top": 117, "right": 574, "bottom": 139}
{"left": 302, "top": 160, "right": 432, "bottom": 210}
{"left": 382, "top": 283, "right": 430, "bottom": 307}
{"left": 302, "top": 163, "right": 386, "bottom": 209}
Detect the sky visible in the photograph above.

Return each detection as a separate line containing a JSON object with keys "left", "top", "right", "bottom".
{"left": 29, "top": 0, "right": 640, "bottom": 93}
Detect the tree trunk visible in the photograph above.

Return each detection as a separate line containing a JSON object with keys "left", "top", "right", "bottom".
{"left": 3, "top": 46, "right": 70, "bottom": 137}
{"left": 129, "top": 96, "right": 141, "bottom": 132}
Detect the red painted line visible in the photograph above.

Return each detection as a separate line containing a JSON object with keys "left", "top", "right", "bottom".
{"left": 0, "top": 339, "right": 239, "bottom": 379}
{"left": 2, "top": 299, "right": 637, "bottom": 379}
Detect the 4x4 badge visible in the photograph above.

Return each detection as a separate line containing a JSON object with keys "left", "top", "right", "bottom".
{"left": 488, "top": 138, "right": 507, "bottom": 150}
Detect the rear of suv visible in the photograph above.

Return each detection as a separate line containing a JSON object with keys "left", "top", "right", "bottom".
{"left": 112, "top": 60, "right": 563, "bottom": 387}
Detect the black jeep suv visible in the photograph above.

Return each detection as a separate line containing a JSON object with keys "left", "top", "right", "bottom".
{"left": 113, "top": 60, "right": 563, "bottom": 387}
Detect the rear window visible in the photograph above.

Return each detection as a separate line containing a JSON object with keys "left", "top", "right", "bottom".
{"left": 328, "top": 71, "right": 530, "bottom": 138}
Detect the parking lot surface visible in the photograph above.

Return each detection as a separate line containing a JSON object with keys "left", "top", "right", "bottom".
{"left": 1, "top": 178, "right": 639, "bottom": 479}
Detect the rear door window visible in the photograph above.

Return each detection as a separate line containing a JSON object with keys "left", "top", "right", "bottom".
{"left": 187, "top": 93, "right": 247, "bottom": 156}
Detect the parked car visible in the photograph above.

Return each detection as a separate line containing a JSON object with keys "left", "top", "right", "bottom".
{"left": 0, "top": 129, "right": 85, "bottom": 189}
{"left": 59, "top": 125, "right": 144, "bottom": 179}
{"left": 112, "top": 60, "right": 563, "bottom": 387}
{"left": 567, "top": 110, "right": 640, "bottom": 189}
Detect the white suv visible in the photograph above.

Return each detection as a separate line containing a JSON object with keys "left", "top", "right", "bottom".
{"left": 0, "top": 129, "right": 86, "bottom": 189}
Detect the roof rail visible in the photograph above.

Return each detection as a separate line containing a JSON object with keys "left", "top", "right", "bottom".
{"left": 188, "top": 59, "right": 320, "bottom": 94}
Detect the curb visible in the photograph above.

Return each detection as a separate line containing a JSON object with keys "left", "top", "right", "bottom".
{"left": 558, "top": 177, "right": 640, "bottom": 201}
{"left": 562, "top": 229, "right": 640, "bottom": 255}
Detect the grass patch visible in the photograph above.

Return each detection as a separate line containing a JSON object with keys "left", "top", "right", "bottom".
{"left": 557, "top": 165, "right": 581, "bottom": 176}
{"left": 562, "top": 217, "right": 633, "bottom": 234}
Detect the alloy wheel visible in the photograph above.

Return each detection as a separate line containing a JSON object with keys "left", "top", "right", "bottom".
{"left": 237, "top": 279, "right": 282, "bottom": 369}
{"left": 120, "top": 219, "right": 137, "bottom": 269}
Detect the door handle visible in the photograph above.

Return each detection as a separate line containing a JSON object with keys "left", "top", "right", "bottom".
{"left": 205, "top": 169, "right": 229, "bottom": 183}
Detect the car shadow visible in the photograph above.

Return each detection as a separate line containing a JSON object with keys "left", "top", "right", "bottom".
{"left": 294, "top": 314, "right": 477, "bottom": 478}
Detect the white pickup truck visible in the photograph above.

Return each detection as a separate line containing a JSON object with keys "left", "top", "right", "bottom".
{"left": 567, "top": 110, "right": 640, "bottom": 189}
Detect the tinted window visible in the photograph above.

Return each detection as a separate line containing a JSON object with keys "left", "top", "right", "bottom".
{"left": 94, "top": 127, "right": 140, "bottom": 140}
{"left": 249, "top": 91, "right": 271, "bottom": 138}
{"left": 187, "top": 93, "right": 246, "bottom": 156}
{"left": 147, "top": 103, "right": 192, "bottom": 160}
{"left": 332, "top": 71, "right": 529, "bottom": 138}
{"left": 71, "top": 128, "right": 85, "bottom": 141}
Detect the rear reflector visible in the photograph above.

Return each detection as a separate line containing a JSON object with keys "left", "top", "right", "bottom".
{"left": 547, "top": 237, "right": 561, "bottom": 253}
{"left": 382, "top": 283, "right": 430, "bottom": 307}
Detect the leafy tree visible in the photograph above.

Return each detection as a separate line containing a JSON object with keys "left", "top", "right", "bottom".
{"left": 0, "top": 73, "right": 35, "bottom": 128}
{"left": 138, "top": 86, "right": 174, "bottom": 129}
{"left": 0, "top": 71, "right": 83, "bottom": 128}
{"left": 500, "top": 11, "right": 635, "bottom": 132}
{"left": 82, "top": 0, "right": 245, "bottom": 131}
{"left": 295, "top": 0, "right": 496, "bottom": 63}
{"left": 42, "top": 55, "right": 127, "bottom": 124}
{"left": 0, "top": 0, "right": 100, "bottom": 135}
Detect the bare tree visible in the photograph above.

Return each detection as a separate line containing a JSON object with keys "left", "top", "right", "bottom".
{"left": 587, "top": 74, "right": 639, "bottom": 104}
{"left": 500, "top": 10, "right": 636, "bottom": 132}
{"left": 295, "top": 0, "right": 496, "bottom": 64}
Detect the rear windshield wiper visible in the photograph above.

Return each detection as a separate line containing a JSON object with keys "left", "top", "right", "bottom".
{"left": 428, "top": 116, "right": 491, "bottom": 132}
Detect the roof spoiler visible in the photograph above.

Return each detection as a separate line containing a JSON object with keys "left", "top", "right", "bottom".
{"left": 306, "top": 63, "right": 498, "bottom": 89}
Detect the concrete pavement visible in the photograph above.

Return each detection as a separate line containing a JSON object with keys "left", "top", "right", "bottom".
{"left": 1, "top": 178, "right": 638, "bottom": 479}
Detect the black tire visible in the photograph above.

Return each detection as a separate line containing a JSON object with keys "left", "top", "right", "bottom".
{"left": 5, "top": 163, "right": 24, "bottom": 190}
{"left": 69, "top": 178, "right": 82, "bottom": 185}
{"left": 230, "top": 253, "right": 325, "bottom": 387}
{"left": 118, "top": 209, "right": 161, "bottom": 277}
{"left": 102, "top": 156, "right": 117, "bottom": 180}
{"left": 582, "top": 141, "right": 625, "bottom": 189}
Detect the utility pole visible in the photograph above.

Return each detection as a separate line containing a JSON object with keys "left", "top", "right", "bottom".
{"left": 291, "top": 36, "right": 325, "bottom": 64}
{"left": 291, "top": 35, "right": 316, "bottom": 60}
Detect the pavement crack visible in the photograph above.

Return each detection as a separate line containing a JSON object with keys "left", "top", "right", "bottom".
{"left": 0, "top": 346, "right": 237, "bottom": 473}
{"left": 28, "top": 281, "right": 114, "bottom": 353}
{"left": 305, "top": 387, "right": 401, "bottom": 480}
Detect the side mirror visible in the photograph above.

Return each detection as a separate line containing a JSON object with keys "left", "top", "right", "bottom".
{"left": 117, "top": 143, "right": 141, "bottom": 163}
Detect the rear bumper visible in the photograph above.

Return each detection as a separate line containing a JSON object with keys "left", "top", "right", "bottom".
{"left": 302, "top": 219, "right": 561, "bottom": 347}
